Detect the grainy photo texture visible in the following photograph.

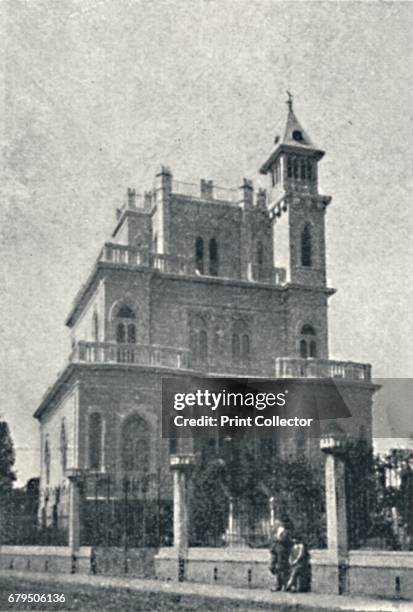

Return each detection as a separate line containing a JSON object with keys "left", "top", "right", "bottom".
{"left": 0, "top": 1, "right": 412, "bottom": 611}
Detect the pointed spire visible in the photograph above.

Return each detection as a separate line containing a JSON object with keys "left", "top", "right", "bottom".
{"left": 282, "top": 92, "right": 315, "bottom": 148}
{"left": 260, "top": 96, "right": 324, "bottom": 175}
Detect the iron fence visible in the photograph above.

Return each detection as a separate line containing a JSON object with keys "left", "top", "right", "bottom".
{"left": 346, "top": 446, "right": 413, "bottom": 550}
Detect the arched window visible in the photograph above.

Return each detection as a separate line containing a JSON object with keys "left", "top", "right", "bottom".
{"left": 300, "top": 324, "right": 317, "bottom": 359}
{"left": 199, "top": 330, "right": 208, "bottom": 362}
{"left": 195, "top": 237, "right": 204, "bottom": 274}
{"left": 190, "top": 315, "right": 208, "bottom": 364}
{"left": 89, "top": 412, "right": 102, "bottom": 471}
{"left": 60, "top": 419, "right": 67, "bottom": 473}
{"left": 232, "top": 320, "right": 250, "bottom": 365}
{"left": 209, "top": 238, "right": 219, "bottom": 276}
{"left": 256, "top": 241, "right": 264, "bottom": 266}
{"left": 241, "top": 334, "right": 250, "bottom": 362}
{"left": 301, "top": 224, "right": 312, "bottom": 267}
{"left": 114, "top": 304, "right": 136, "bottom": 346}
{"left": 44, "top": 438, "right": 50, "bottom": 485}
{"left": 122, "top": 414, "right": 150, "bottom": 472}
{"left": 92, "top": 311, "right": 99, "bottom": 341}
{"left": 232, "top": 334, "right": 240, "bottom": 362}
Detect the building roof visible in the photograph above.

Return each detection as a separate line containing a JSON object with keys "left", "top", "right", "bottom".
{"left": 282, "top": 102, "right": 317, "bottom": 150}
{"left": 260, "top": 97, "right": 325, "bottom": 174}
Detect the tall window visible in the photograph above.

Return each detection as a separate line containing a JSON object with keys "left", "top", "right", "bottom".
{"left": 300, "top": 158, "right": 306, "bottom": 180}
{"left": 232, "top": 320, "right": 250, "bottom": 365}
{"left": 256, "top": 240, "right": 264, "bottom": 266}
{"left": 199, "top": 330, "right": 208, "bottom": 361}
{"left": 190, "top": 315, "right": 208, "bottom": 364}
{"left": 195, "top": 237, "right": 204, "bottom": 274}
{"left": 301, "top": 224, "right": 312, "bottom": 267}
{"left": 114, "top": 304, "right": 137, "bottom": 344}
{"left": 307, "top": 159, "right": 313, "bottom": 181}
{"left": 89, "top": 412, "right": 103, "bottom": 470}
{"left": 209, "top": 238, "right": 219, "bottom": 276}
{"left": 241, "top": 334, "right": 250, "bottom": 362}
{"left": 293, "top": 157, "right": 299, "bottom": 179}
{"left": 299, "top": 324, "right": 317, "bottom": 359}
{"left": 44, "top": 437, "right": 50, "bottom": 484}
{"left": 232, "top": 334, "right": 240, "bottom": 362}
{"left": 287, "top": 156, "right": 292, "bottom": 178}
{"left": 60, "top": 419, "right": 67, "bottom": 473}
{"left": 92, "top": 311, "right": 99, "bottom": 341}
{"left": 122, "top": 414, "right": 149, "bottom": 472}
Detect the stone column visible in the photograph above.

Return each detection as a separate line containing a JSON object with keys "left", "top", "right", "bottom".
{"left": 170, "top": 454, "right": 195, "bottom": 581}
{"left": 239, "top": 178, "right": 254, "bottom": 281}
{"left": 154, "top": 166, "right": 172, "bottom": 255}
{"left": 320, "top": 435, "right": 349, "bottom": 595}
{"left": 325, "top": 453, "right": 348, "bottom": 558}
{"left": 66, "top": 469, "right": 84, "bottom": 560}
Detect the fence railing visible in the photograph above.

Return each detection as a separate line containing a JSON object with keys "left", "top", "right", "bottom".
{"left": 346, "top": 449, "right": 413, "bottom": 551}
{"left": 275, "top": 357, "right": 372, "bottom": 381}
{"left": 70, "top": 341, "right": 190, "bottom": 370}
{"left": 171, "top": 180, "right": 239, "bottom": 203}
{"left": 248, "top": 263, "right": 287, "bottom": 285}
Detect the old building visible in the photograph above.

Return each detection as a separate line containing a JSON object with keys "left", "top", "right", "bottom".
{"left": 34, "top": 100, "right": 375, "bottom": 545}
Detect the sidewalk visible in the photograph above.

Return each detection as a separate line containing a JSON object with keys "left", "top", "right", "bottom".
{"left": 0, "top": 569, "right": 411, "bottom": 612}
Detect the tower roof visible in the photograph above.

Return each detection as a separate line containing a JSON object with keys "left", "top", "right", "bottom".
{"left": 260, "top": 94, "right": 324, "bottom": 174}
{"left": 282, "top": 95, "right": 316, "bottom": 149}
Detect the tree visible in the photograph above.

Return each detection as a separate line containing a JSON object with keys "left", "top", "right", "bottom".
{"left": 0, "top": 421, "right": 16, "bottom": 492}
{"left": 0, "top": 420, "right": 16, "bottom": 543}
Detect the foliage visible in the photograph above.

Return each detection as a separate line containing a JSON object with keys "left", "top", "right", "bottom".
{"left": 0, "top": 420, "right": 16, "bottom": 493}
{"left": 189, "top": 436, "right": 325, "bottom": 548}
{"left": 0, "top": 420, "right": 16, "bottom": 544}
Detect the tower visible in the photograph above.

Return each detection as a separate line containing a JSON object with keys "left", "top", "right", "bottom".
{"left": 260, "top": 93, "right": 331, "bottom": 287}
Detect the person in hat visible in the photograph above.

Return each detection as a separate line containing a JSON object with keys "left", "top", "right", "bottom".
{"left": 269, "top": 519, "right": 292, "bottom": 591}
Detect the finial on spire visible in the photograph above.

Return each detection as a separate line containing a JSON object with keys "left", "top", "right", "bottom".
{"left": 286, "top": 90, "right": 293, "bottom": 111}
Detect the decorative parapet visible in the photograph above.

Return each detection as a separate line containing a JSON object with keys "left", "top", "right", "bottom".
{"left": 70, "top": 341, "right": 190, "bottom": 370}
{"left": 275, "top": 357, "right": 372, "bottom": 382}
{"left": 171, "top": 179, "right": 239, "bottom": 204}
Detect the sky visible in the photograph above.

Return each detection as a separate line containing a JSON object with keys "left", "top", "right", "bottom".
{"left": 0, "top": 0, "right": 412, "bottom": 484}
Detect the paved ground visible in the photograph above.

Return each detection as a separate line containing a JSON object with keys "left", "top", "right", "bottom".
{"left": 0, "top": 570, "right": 411, "bottom": 612}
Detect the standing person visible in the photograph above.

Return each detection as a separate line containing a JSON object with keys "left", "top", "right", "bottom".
{"left": 286, "top": 537, "right": 311, "bottom": 592}
{"left": 269, "top": 519, "right": 292, "bottom": 592}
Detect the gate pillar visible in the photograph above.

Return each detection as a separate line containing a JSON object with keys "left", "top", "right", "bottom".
{"left": 66, "top": 469, "right": 85, "bottom": 557}
{"left": 320, "top": 431, "right": 349, "bottom": 594}
{"left": 170, "top": 454, "right": 195, "bottom": 581}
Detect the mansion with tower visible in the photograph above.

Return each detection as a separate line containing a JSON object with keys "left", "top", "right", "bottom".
{"left": 34, "top": 100, "right": 375, "bottom": 548}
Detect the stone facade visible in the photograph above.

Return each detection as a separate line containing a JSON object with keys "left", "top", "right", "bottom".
{"left": 34, "top": 102, "right": 376, "bottom": 538}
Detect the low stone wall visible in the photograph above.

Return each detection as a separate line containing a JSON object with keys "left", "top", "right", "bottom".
{"left": 156, "top": 547, "right": 273, "bottom": 588}
{"left": 155, "top": 547, "right": 413, "bottom": 600}
{"left": 347, "top": 550, "right": 413, "bottom": 600}
{"left": 92, "top": 547, "right": 158, "bottom": 577}
{"left": 0, "top": 546, "right": 92, "bottom": 574}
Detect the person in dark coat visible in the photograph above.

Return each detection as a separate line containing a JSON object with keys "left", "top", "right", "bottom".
{"left": 269, "top": 521, "right": 292, "bottom": 591}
